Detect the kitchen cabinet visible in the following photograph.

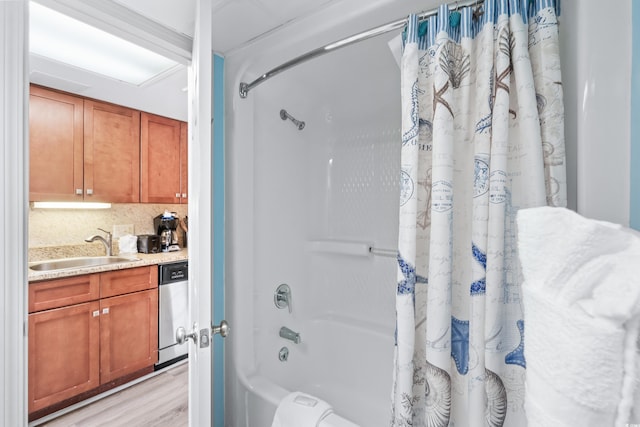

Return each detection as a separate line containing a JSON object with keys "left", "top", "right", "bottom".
{"left": 29, "top": 85, "right": 84, "bottom": 202}
{"left": 100, "top": 265, "right": 157, "bottom": 298}
{"left": 28, "top": 273, "right": 99, "bottom": 313}
{"left": 99, "top": 289, "right": 158, "bottom": 383}
{"left": 29, "top": 300, "right": 100, "bottom": 414}
{"left": 83, "top": 99, "right": 141, "bottom": 203}
{"left": 29, "top": 85, "right": 141, "bottom": 203}
{"left": 140, "top": 112, "right": 188, "bottom": 204}
{"left": 28, "top": 266, "right": 158, "bottom": 416}
{"left": 180, "top": 121, "right": 188, "bottom": 204}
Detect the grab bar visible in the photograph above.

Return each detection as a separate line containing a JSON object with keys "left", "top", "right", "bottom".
{"left": 280, "top": 109, "right": 305, "bottom": 130}
{"left": 307, "top": 239, "right": 397, "bottom": 258}
{"left": 369, "top": 247, "right": 397, "bottom": 258}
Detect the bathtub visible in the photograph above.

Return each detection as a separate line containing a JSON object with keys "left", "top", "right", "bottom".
{"left": 241, "top": 315, "right": 395, "bottom": 427}
{"left": 223, "top": 0, "right": 632, "bottom": 425}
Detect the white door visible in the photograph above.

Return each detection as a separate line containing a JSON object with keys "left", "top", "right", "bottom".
{"left": 186, "top": 0, "right": 216, "bottom": 426}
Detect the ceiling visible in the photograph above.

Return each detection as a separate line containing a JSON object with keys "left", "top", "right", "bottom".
{"left": 29, "top": 0, "right": 338, "bottom": 120}
{"left": 114, "top": 0, "right": 337, "bottom": 55}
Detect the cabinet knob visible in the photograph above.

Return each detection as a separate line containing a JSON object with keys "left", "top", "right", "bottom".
{"left": 86, "top": 188, "right": 93, "bottom": 195}
{"left": 182, "top": 193, "right": 187, "bottom": 198}
{"left": 76, "top": 189, "right": 83, "bottom": 195}
{"left": 175, "top": 193, "right": 181, "bottom": 198}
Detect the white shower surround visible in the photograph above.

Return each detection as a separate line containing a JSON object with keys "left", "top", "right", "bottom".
{"left": 223, "top": 0, "right": 631, "bottom": 426}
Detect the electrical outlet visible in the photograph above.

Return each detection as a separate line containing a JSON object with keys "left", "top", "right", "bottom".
{"left": 112, "top": 224, "right": 134, "bottom": 238}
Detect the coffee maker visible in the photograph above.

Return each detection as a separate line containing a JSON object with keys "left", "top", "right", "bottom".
{"left": 154, "top": 212, "right": 180, "bottom": 252}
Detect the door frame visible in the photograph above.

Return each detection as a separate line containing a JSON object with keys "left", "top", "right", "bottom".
{"left": 1, "top": 1, "right": 29, "bottom": 426}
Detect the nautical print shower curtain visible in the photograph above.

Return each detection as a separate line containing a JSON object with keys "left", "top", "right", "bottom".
{"left": 391, "top": 1, "right": 565, "bottom": 426}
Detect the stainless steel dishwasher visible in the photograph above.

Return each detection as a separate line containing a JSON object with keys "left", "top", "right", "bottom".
{"left": 157, "top": 261, "right": 188, "bottom": 368}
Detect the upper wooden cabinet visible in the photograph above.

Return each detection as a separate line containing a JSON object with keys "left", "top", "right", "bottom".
{"left": 29, "top": 86, "right": 84, "bottom": 201}
{"left": 29, "top": 85, "right": 141, "bottom": 203}
{"left": 84, "top": 100, "right": 141, "bottom": 203}
{"left": 140, "top": 112, "right": 188, "bottom": 204}
{"left": 180, "top": 121, "right": 188, "bottom": 204}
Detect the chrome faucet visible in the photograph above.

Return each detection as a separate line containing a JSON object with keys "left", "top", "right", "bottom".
{"left": 279, "top": 326, "right": 301, "bottom": 344}
{"left": 85, "top": 228, "right": 113, "bottom": 256}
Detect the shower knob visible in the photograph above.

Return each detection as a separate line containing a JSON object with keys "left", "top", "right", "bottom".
{"left": 274, "top": 283, "right": 292, "bottom": 313}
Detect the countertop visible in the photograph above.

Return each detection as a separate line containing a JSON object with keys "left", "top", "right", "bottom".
{"left": 28, "top": 249, "right": 189, "bottom": 282}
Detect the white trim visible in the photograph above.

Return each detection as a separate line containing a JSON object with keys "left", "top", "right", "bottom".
{"left": 188, "top": 0, "right": 213, "bottom": 425}
{"left": 1, "top": 1, "right": 29, "bottom": 426}
{"left": 33, "top": 0, "right": 192, "bottom": 64}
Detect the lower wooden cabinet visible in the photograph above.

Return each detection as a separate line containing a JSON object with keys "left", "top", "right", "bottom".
{"left": 29, "top": 301, "right": 100, "bottom": 413}
{"left": 28, "top": 266, "right": 158, "bottom": 416}
{"left": 99, "top": 289, "right": 158, "bottom": 383}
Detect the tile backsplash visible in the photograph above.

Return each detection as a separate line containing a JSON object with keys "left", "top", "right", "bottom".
{"left": 29, "top": 203, "right": 188, "bottom": 259}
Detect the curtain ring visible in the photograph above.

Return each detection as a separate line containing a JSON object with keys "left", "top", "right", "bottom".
{"left": 450, "top": 2, "right": 462, "bottom": 27}
{"left": 473, "top": 0, "right": 484, "bottom": 20}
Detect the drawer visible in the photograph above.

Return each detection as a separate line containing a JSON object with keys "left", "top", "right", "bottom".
{"left": 29, "top": 275, "right": 100, "bottom": 313}
{"left": 100, "top": 266, "right": 158, "bottom": 299}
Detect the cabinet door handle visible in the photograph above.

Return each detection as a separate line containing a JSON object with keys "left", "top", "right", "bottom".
{"left": 76, "top": 188, "right": 83, "bottom": 195}
{"left": 175, "top": 192, "right": 181, "bottom": 198}
{"left": 182, "top": 193, "right": 187, "bottom": 198}
{"left": 86, "top": 188, "right": 93, "bottom": 195}
{"left": 92, "top": 310, "right": 100, "bottom": 317}
{"left": 102, "top": 308, "right": 109, "bottom": 315}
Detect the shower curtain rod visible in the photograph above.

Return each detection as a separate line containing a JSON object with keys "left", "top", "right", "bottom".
{"left": 239, "top": 0, "right": 480, "bottom": 98}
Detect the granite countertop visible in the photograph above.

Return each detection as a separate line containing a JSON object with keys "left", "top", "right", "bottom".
{"left": 28, "top": 249, "right": 189, "bottom": 282}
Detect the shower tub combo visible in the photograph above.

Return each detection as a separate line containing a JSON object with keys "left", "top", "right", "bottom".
{"left": 223, "top": 0, "right": 626, "bottom": 425}
{"left": 225, "top": 9, "right": 402, "bottom": 424}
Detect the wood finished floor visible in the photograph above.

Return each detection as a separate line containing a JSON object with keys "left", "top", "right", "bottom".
{"left": 41, "top": 362, "right": 188, "bottom": 427}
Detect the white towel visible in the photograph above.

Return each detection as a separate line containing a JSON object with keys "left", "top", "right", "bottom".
{"left": 271, "top": 392, "right": 334, "bottom": 427}
{"left": 517, "top": 207, "right": 640, "bottom": 426}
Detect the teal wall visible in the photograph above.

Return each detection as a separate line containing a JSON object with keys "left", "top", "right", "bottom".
{"left": 213, "top": 53, "right": 225, "bottom": 427}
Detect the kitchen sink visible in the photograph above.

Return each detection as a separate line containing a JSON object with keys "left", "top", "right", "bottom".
{"left": 29, "top": 256, "right": 141, "bottom": 272}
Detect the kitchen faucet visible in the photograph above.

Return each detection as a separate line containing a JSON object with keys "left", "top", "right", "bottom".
{"left": 85, "top": 228, "right": 113, "bottom": 256}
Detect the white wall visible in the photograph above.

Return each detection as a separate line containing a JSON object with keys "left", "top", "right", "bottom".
{"left": 561, "top": 0, "right": 632, "bottom": 225}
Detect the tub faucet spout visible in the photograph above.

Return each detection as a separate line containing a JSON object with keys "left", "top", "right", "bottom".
{"left": 279, "top": 326, "right": 301, "bottom": 344}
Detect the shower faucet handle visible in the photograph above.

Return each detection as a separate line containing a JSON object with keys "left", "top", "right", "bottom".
{"left": 274, "top": 283, "right": 292, "bottom": 313}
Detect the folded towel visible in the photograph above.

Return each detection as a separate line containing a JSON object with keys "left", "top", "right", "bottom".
{"left": 272, "top": 392, "right": 334, "bottom": 427}
{"left": 517, "top": 207, "right": 640, "bottom": 426}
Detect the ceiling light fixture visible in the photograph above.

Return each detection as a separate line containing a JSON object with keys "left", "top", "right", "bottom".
{"left": 29, "top": 2, "right": 180, "bottom": 85}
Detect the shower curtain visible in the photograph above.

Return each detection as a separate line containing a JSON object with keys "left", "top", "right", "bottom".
{"left": 391, "top": 1, "right": 565, "bottom": 426}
